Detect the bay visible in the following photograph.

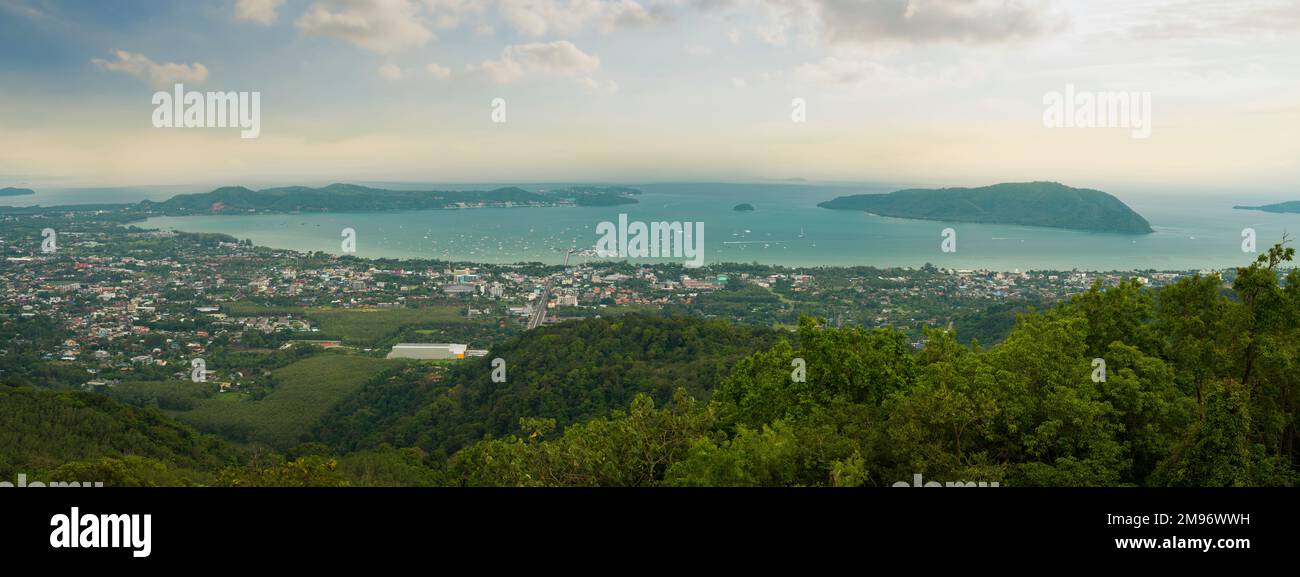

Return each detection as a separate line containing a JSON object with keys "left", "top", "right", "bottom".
{"left": 114, "top": 182, "right": 1299, "bottom": 272}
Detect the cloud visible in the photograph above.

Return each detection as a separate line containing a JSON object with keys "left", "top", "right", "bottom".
{"left": 754, "top": 23, "right": 788, "bottom": 46}
{"left": 576, "top": 76, "right": 619, "bottom": 95}
{"left": 471, "top": 40, "right": 602, "bottom": 84}
{"left": 0, "top": 0, "right": 51, "bottom": 20}
{"left": 693, "top": 0, "right": 737, "bottom": 10}
{"left": 234, "top": 0, "right": 285, "bottom": 25}
{"left": 427, "top": 62, "right": 452, "bottom": 79}
{"left": 91, "top": 50, "right": 209, "bottom": 88}
{"left": 495, "top": 0, "right": 672, "bottom": 36}
{"left": 378, "top": 63, "right": 403, "bottom": 79}
{"left": 425, "top": 0, "right": 486, "bottom": 29}
{"left": 607, "top": 0, "right": 674, "bottom": 29}
{"left": 1122, "top": 0, "right": 1300, "bottom": 40}
{"left": 472, "top": 51, "right": 524, "bottom": 83}
{"left": 297, "top": 0, "right": 433, "bottom": 53}
{"left": 469, "top": 40, "right": 613, "bottom": 93}
{"left": 793, "top": 56, "right": 890, "bottom": 86}
{"left": 807, "top": 0, "right": 1056, "bottom": 46}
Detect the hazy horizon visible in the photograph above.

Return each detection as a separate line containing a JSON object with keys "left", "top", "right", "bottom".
{"left": 2, "top": 0, "right": 1298, "bottom": 192}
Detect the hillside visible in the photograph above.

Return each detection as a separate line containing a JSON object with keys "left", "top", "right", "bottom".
{"left": 818, "top": 182, "right": 1153, "bottom": 234}
{"left": 0, "top": 385, "right": 240, "bottom": 482}
{"left": 171, "top": 354, "right": 400, "bottom": 450}
{"left": 312, "top": 314, "right": 783, "bottom": 458}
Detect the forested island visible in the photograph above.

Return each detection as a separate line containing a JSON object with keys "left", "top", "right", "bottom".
{"left": 0, "top": 187, "right": 35, "bottom": 197}
{"left": 734, "top": 203, "right": 755, "bottom": 212}
{"left": 818, "top": 182, "right": 1153, "bottom": 234}
{"left": 1235, "top": 201, "right": 1300, "bottom": 214}
{"left": 142, "top": 183, "right": 639, "bottom": 215}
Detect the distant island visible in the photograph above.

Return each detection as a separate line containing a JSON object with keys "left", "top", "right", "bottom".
{"left": 1234, "top": 201, "right": 1300, "bottom": 214}
{"left": 733, "top": 203, "right": 755, "bottom": 212}
{"left": 818, "top": 181, "right": 1153, "bottom": 234}
{"left": 0, "top": 187, "right": 35, "bottom": 197}
{"left": 143, "top": 183, "right": 639, "bottom": 215}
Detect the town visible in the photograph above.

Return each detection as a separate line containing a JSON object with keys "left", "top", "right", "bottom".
{"left": 1, "top": 209, "right": 1206, "bottom": 396}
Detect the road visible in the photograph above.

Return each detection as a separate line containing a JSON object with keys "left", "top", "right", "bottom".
{"left": 526, "top": 249, "right": 574, "bottom": 330}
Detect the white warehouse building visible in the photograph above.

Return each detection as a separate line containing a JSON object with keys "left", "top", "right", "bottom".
{"left": 386, "top": 343, "right": 468, "bottom": 360}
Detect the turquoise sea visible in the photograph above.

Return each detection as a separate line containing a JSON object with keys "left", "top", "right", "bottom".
{"left": 16, "top": 182, "right": 1297, "bottom": 272}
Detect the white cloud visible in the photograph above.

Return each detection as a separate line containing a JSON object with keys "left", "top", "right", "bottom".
{"left": 804, "top": 0, "right": 1056, "bottom": 46}
{"left": 793, "top": 56, "right": 890, "bottom": 87}
{"left": 496, "top": 0, "right": 600, "bottom": 36}
{"left": 685, "top": 43, "right": 714, "bottom": 56}
{"left": 426, "top": 62, "right": 452, "bottom": 79}
{"left": 471, "top": 51, "right": 524, "bottom": 83}
{"left": 754, "top": 23, "right": 787, "bottom": 46}
{"left": 576, "top": 76, "right": 619, "bottom": 95}
{"left": 378, "top": 63, "right": 404, "bottom": 79}
{"left": 471, "top": 40, "right": 602, "bottom": 84}
{"left": 91, "top": 50, "right": 208, "bottom": 88}
{"left": 424, "top": 0, "right": 485, "bottom": 29}
{"left": 495, "top": 0, "right": 671, "bottom": 36}
{"left": 297, "top": 0, "right": 434, "bottom": 53}
{"left": 234, "top": 0, "right": 285, "bottom": 25}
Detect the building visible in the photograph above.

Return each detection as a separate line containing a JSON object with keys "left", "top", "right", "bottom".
{"left": 386, "top": 343, "right": 468, "bottom": 360}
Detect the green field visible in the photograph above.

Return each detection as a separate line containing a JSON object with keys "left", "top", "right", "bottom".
{"left": 175, "top": 354, "right": 397, "bottom": 449}
{"left": 218, "top": 303, "right": 474, "bottom": 344}
{"left": 308, "top": 307, "right": 471, "bottom": 343}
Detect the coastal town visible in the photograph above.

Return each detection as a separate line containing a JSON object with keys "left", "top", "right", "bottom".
{"left": 0, "top": 209, "right": 1209, "bottom": 395}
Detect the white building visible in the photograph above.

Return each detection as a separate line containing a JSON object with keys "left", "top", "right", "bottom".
{"left": 386, "top": 343, "right": 468, "bottom": 360}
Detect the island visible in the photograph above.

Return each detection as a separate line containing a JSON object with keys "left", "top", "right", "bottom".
{"left": 0, "top": 187, "right": 35, "bottom": 197}
{"left": 1234, "top": 201, "right": 1300, "bottom": 214}
{"left": 818, "top": 181, "right": 1153, "bottom": 234}
{"left": 733, "top": 203, "right": 755, "bottom": 212}
{"left": 142, "top": 183, "right": 640, "bottom": 215}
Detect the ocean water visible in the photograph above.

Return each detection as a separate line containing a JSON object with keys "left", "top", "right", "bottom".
{"left": 80, "top": 182, "right": 1300, "bottom": 272}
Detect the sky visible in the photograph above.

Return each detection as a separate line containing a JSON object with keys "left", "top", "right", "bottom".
{"left": 0, "top": 0, "right": 1297, "bottom": 194}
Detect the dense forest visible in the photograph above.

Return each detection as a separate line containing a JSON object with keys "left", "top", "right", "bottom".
{"left": 312, "top": 315, "right": 784, "bottom": 459}
{"left": 445, "top": 242, "right": 1298, "bottom": 486}
{"left": 3, "top": 243, "right": 1296, "bottom": 486}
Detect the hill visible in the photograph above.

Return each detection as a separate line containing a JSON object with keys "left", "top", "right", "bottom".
{"left": 172, "top": 354, "right": 399, "bottom": 450}
{"left": 0, "top": 385, "right": 240, "bottom": 482}
{"left": 818, "top": 182, "right": 1153, "bottom": 234}
{"left": 312, "top": 314, "right": 783, "bottom": 458}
